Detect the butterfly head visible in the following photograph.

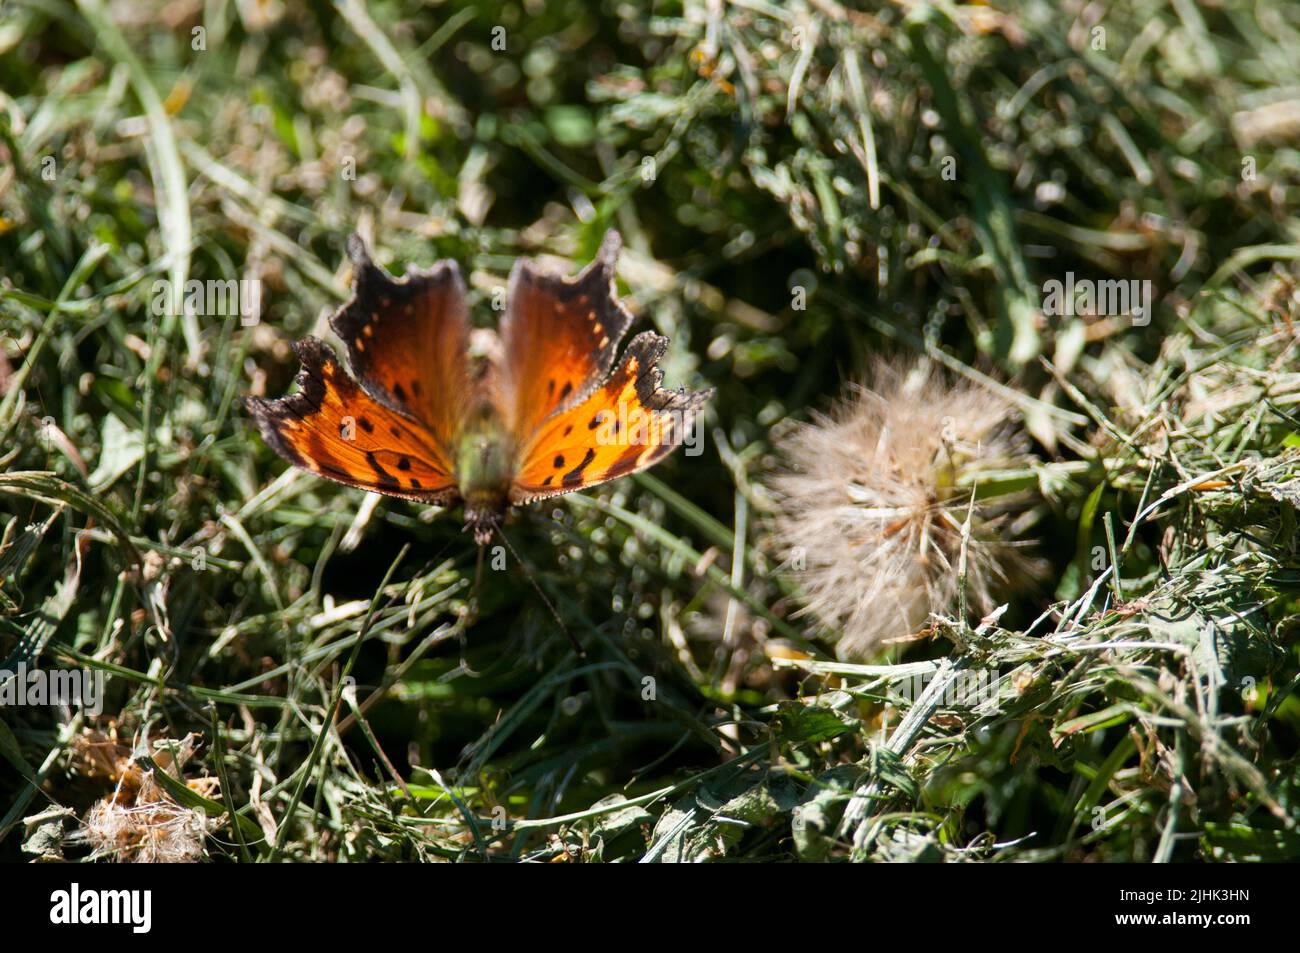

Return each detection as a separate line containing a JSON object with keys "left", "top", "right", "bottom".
{"left": 464, "top": 509, "right": 499, "bottom": 546}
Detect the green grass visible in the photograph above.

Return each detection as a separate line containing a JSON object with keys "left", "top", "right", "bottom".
{"left": 1, "top": 0, "right": 1299, "bottom": 861}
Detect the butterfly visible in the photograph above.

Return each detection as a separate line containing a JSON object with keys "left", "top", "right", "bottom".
{"left": 244, "top": 231, "right": 713, "bottom": 544}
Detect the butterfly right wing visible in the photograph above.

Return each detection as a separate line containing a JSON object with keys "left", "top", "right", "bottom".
{"left": 509, "top": 332, "right": 712, "bottom": 503}
{"left": 244, "top": 337, "right": 459, "bottom": 502}
{"left": 498, "top": 231, "right": 633, "bottom": 442}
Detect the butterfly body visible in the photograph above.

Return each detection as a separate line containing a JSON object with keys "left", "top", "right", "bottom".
{"left": 245, "top": 232, "right": 712, "bottom": 544}
{"left": 457, "top": 413, "right": 515, "bottom": 541}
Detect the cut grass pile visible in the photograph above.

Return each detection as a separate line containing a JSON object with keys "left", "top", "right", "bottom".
{"left": 1, "top": 0, "right": 1299, "bottom": 861}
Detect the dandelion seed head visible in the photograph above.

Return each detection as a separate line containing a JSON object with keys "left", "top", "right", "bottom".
{"left": 770, "top": 358, "right": 1042, "bottom": 658}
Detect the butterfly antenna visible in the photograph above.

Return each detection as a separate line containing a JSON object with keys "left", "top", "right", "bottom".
{"left": 492, "top": 519, "right": 586, "bottom": 658}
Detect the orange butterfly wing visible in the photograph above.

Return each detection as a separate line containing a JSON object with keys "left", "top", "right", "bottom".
{"left": 504, "top": 233, "right": 713, "bottom": 502}
{"left": 331, "top": 236, "right": 471, "bottom": 450}
{"left": 244, "top": 237, "right": 469, "bottom": 502}
{"left": 510, "top": 331, "right": 711, "bottom": 503}
{"left": 245, "top": 338, "right": 457, "bottom": 501}
{"left": 498, "top": 231, "right": 634, "bottom": 441}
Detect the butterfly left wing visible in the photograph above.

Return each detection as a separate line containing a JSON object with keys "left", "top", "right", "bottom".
{"left": 245, "top": 237, "right": 474, "bottom": 502}
{"left": 509, "top": 331, "right": 712, "bottom": 503}
{"left": 245, "top": 338, "right": 459, "bottom": 501}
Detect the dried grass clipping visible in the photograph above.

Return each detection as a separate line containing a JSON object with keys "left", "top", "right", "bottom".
{"left": 81, "top": 732, "right": 216, "bottom": 863}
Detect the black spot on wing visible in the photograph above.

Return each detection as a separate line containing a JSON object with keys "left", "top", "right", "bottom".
{"left": 561, "top": 447, "right": 597, "bottom": 487}
{"left": 318, "top": 462, "right": 353, "bottom": 483}
{"left": 365, "top": 450, "right": 399, "bottom": 488}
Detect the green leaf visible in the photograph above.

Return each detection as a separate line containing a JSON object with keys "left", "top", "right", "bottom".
{"left": 773, "top": 702, "right": 856, "bottom": 744}
{"left": 871, "top": 748, "right": 920, "bottom": 801}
